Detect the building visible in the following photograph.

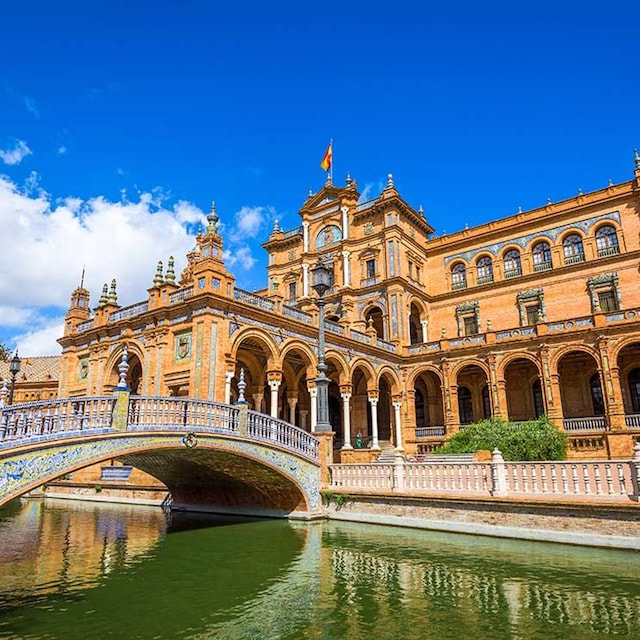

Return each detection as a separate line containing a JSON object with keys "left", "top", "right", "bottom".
{"left": 49, "top": 152, "right": 640, "bottom": 460}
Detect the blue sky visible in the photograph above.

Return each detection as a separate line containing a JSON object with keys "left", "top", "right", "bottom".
{"left": 1, "top": 0, "right": 639, "bottom": 355}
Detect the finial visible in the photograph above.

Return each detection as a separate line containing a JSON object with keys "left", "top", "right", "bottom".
{"left": 108, "top": 279, "right": 117, "bottom": 304}
{"left": 166, "top": 256, "right": 176, "bottom": 283}
{"left": 236, "top": 367, "right": 247, "bottom": 404}
{"left": 116, "top": 345, "right": 130, "bottom": 389}
{"left": 578, "top": 188, "right": 582, "bottom": 195}
{"left": 634, "top": 148, "right": 640, "bottom": 168}
{"left": 99, "top": 283, "right": 108, "bottom": 305}
{"left": 517, "top": 206, "right": 523, "bottom": 213}
{"left": 272, "top": 218, "right": 280, "bottom": 233}
{"left": 326, "top": 172, "right": 332, "bottom": 186}
{"left": 387, "top": 173, "right": 394, "bottom": 188}
{"left": 308, "top": 187, "right": 313, "bottom": 198}
{"left": 608, "top": 178, "right": 613, "bottom": 187}
{"left": 418, "top": 204, "right": 424, "bottom": 216}
{"left": 153, "top": 261, "right": 164, "bottom": 287}
{"left": 346, "top": 171, "right": 352, "bottom": 185}
{"left": 0, "top": 379, "right": 7, "bottom": 408}
{"left": 546, "top": 197, "right": 552, "bottom": 205}
{"left": 80, "top": 265, "right": 85, "bottom": 289}
{"left": 207, "top": 200, "right": 219, "bottom": 233}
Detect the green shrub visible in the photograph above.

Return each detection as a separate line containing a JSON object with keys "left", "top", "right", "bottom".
{"left": 435, "top": 417, "right": 567, "bottom": 461}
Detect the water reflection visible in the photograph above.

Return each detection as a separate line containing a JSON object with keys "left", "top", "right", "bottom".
{"left": 0, "top": 499, "right": 638, "bottom": 640}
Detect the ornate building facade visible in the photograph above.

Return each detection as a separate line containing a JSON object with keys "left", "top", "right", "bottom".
{"left": 56, "top": 153, "right": 640, "bottom": 460}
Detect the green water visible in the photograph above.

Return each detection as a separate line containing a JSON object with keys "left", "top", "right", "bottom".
{"left": 0, "top": 499, "right": 638, "bottom": 640}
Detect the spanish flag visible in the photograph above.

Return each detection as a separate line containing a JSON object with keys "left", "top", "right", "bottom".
{"left": 320, "top": 140, "right": 332, "bottom": 172}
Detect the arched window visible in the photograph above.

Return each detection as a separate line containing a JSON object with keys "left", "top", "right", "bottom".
{"left": 451, "top": 263, "right": 467, "bottom": 290}
{"left": 532, "top": 379, "right": 545, "bottom": 417}
{"left": 628, "top": 368, "right": 640, "bottom": 413}
{"left": 458, "top": 387, "right": 473, "bottom": 424}
{"left": 590, "top": 373, "right": 605, "bottom": 415}
{"left": 563, "top": 234, "right": 585, "bottom": 264}
{"left": 365, "top": 307, "right": 384, "bottom": 339}
{"left": 482, "top": 385, "right": 491, "bottom": 419}
{"left": 415, "top": 389, "right": 427, "bottom": 428}
{"left": 476, "top": 256, "right": 493, "bottom": 284}
{"left": 532, "top": 241, "right": 552, "bottom": 271}
{"left": 503, "top": 249, "right": 522, "bottom": 278}
{"left": 595, "top": 225, "right": 619, "bottom": 257}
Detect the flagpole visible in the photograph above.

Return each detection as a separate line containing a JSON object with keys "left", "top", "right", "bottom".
{"left": 330, "top": 138, "right": 333, "bottom": 184}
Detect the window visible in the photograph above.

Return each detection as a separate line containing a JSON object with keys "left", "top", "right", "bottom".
{"left": 597, "top": 290, "right": 617, "bottom": 312}
{"left": 629, "top": 369, "right": 640, "bottom": 413}
{"left": 590, "top": 373, "right": 605, "bottom": 415}
{"left": 525, "top": 304, "right": 540, "bottom": 326}
{"left": 288, "top": 281, "right": 297, "bottom": 301}
{"left": 463, "top": 316, "right": 478, "bottom": 336}
{"left": 366, "top": 259, "right": 376, "bottom": 278}
{"left": 458, "top": 387, "right": 473, "bottom": 424}
{"left": 503, "top": 249, "right": 522, "bottom": 278}
{"left": 595, "top": 225, "right": 619, "bottom": 257}
{"left": 415, "top": 389, "right": 427, "bottom": 427}
{"left": 533, "top": 380, "right": 545, "bottom": 417}
{"left": 451, "top": 263, "right": 467, "bottom": 290}
{"left": 476, "top": 256, "right": 493, "bottom": 284}
{"left": 517, "top": 288, "right": 544, "bottom": 326}
{"left": 415, "top": 265, "right": 421, "bottom": 282}
{"left": 563, "top": 234, "right": 585, "bottom": 265}
{"left": 588, "top": 273, "right": 620, "bottom": 313}
{"left": 532, "top": 241, "right": 552, "bottom": 271}
{"left": 482, "top": 386, "right": 491, "bottom": 419}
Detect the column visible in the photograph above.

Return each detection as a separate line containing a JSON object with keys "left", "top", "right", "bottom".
{"left": 308, "top": 386, "right": 317, "bottom": 432}
{"left": 368, "top": 392, "right": 380, "bottom": 450}
{"left": 268, "top": 378, "right": 281, "bottom": 419}
{"left": 393, "top": 398, "right": 404, "bottom": 451}
{"left": 299, "top": 409, "right": 308, "bottom": 431}
{"left": 224, "top": 370, "right": 234, "bottom": 404}
{"left": 341, "top": 205, "right": 349, "bottom": 239}
{"left": 302, "top": 263, "right": 309, "bottom": 297}
{"left": 341, "top": 389, "right": 352, "bottom": 449}
{"left": 421, "top": 319, "right": 428, "bottom": 343}
{"left": 288, "top": 395, "right": 298, "bottom": 425}
{"left": 303, "top": 221, "right": 310, "bottom": 253}
{"left": 342, "top": 250, "right": 350, "bottom": 287}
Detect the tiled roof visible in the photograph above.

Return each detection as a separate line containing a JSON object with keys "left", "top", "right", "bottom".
{"left": 0, "top": 355, "right": 61, "bottom": 383}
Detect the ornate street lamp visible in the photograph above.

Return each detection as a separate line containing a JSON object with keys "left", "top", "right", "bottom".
{"left": 8, "top": 350, "right": 21, "bottom": 405}
{"left": 311, "top": 260, "right": 332, "bottom": 432}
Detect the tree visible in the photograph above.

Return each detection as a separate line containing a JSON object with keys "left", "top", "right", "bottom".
{"left": 0, "top": 341, "right": 10, "bottom": 363}
{"left": 436, "top": 417, "right": 568, "bottom": 461}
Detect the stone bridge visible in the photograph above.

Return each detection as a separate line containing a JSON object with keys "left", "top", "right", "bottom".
{"left": 0, "top": 393, "right": 322, "bottom": 518}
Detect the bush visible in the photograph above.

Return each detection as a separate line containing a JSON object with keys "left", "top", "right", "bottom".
{"left": 436, "top": 417, "right": 568, "bottom": 461}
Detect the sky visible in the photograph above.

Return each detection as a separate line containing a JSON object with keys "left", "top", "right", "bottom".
{"left": 1, "top": 0, "right": 639, "bottom": 356}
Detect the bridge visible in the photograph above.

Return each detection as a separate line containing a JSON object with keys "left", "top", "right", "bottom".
{"left": 0, "top": 393, "right": 322, "bottom": 518}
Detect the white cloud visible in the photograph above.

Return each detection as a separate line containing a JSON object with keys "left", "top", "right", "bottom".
{"left": 230, "top": 205, "right": 275, "bottom": 241}
{"left": 223, "top": 246, "right": 257, "bottom": 271}
{"left": 58, "top": 145, "right": 67, "bottom": 155}
{"left": 0, "top": 140, "right": 32, "bottom": 165}
{"left": 11, "top": 317, "right": 65, "bottom": 357}
{"left": 23, "top": 96, "right": 39, "bottom": 118}
{"left": 0, "top": 175, "right": 209, "bottom": 354}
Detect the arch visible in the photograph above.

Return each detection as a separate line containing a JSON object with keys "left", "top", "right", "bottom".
{"left": 230, "top": 328, "right": 280, "bottom": 365}
{"left": 556, "top": 349, "right": 603, "bottom": 420}
{"left": 503, "top": 356, "right": 544, "bottom": 421}
{"left": 364, "top": 306, "right": 385, "bottom": 339}
{"left": 549, "top": 344, "right": 601, "bottom": 372}
{"left": 476, "top": 255, "right": 494, "bottom": 283}
{"left": 496, "top": 351, "right": 541, "bottom": 379}
{"left": 502, "top": 247, "right": 522, "bottom": 277}
{"left": 350, "top": 358, "right": 376, "bottom": 384}
{"left": 375, "top": 366, "right": 401, "bottom": 394}
{"left": 531, "top": 239, "right": 553, "bottom": 271}
{"left": 279, "top": 339, "right": 316, "bottom": 366}
{"left": 409, "top": 300, "right": 426, "bottom": 345}
{"left": 407, "top": 364, "right": 444, "bottom": 389}
{"left": 104, "top": 340, "right": 146, "bottom": 394}
{"left": 315, "top": 224, "right": 342, "bottom": 249}
{"left": 451, "top": 261, "right": 467, "bottom": 290}
{"left": 562, "top": 232, "right": 585, "bottom": 263}
{"left": 595, "top": 224, "right": 620, "bottom": 256}
{"left": 450, "top": 358, "right": 491, "bottom": 380}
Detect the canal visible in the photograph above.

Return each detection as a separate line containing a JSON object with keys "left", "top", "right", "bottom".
{"left": 0, "top": 498, "right": 638, "bottom": 639}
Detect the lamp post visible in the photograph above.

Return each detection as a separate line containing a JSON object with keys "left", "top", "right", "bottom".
{"left": 8, "top": 350, "right": 21, "bottom": 405}
{"left": 311, "top": 260, "right": 332, "bottom": 432}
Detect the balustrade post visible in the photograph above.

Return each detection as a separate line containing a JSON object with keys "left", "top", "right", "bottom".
{"left": 393, "top": 452, "right": 405, "bottom": 491}
{"left": 111, "top": 389, "right": 131, "bottom": 431}
{"left": 632, "top": 443, "right": 640, "bottom": 500}
{"left": 236, "top": 402, "right": 248, "bottom": 438}
{"left": 491, "top": 448, "right": 508, "bottom": 496}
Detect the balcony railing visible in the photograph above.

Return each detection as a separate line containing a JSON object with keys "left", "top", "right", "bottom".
{"left": 415, "top": 426, "right": 446, "bottom": 438}
{"left": 564, "top": 253, "right": 585, "bottom": 265}
{"left": 533, "top": 261, "right": 552, "bottom": 272}
{"left": 563, "top": 416, "right": 607, "bottom": 432}
{"left": 597, "top": 246, "right": 619, "bottom": 258}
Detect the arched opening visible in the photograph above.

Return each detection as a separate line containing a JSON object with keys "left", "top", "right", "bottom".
{"left": 365, "top": 307, "right": 385, "bottom": 340}
{"left": 409, "top": 303, "right": 422, "bottom": 345}
{"left": 557, "top": 351, "right": 603, "bottom": 419}
{"left": 615, "top": 342, "right": 640, "bottom": 416}
{"left": 458, "top": 387, "right": 473, "bottom": 425}
{"left": 456, "top": 364, "right": 490, "bottom": 425}
{"left": 504, "top": 358, "right": 543, "bottom": 421}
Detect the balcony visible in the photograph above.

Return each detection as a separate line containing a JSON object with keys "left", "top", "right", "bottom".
{"left": 564, "top": 253, "right": 585, "bottom": 266}
{"left": 597, "top": 245, "right": 620, "bottom": 258}
{"left": 533, "top": 261, "right": 552, "bottom": 272}
{"left": 476, "top": 274, "right": 494, "bottom": 285}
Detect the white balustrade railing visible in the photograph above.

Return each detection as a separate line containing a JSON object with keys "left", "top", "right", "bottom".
{"left": 128, "top": 397, "right": 239, "bottom": 433}
{"left": 0, "top": 397, "right": 116, "bottom": 445}
{"left": 328, "top": 447, "right": 640, "bottom": 502}
{"left": 247, "top": 412, "right": 318, "bottom": 459}
{"left": 415, "top": 426, "right": 446, "bottom": 438}
{"left": 625, "top": 413, "right": 640, "bottom": 428}
{"left": 563, "top": 416, "right": 607, "bottom": 431}
{"left": 0, "top": 396, "right": 319, "bottom": 462}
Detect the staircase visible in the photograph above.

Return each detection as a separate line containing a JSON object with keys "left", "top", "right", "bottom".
{"left": 373, "top": 441, "right": 398, "bottom": 464}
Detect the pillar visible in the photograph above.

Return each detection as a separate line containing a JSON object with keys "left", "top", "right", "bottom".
{"left": 392, "top": 397, "right": 404, "bottom": 451}
{"left": 308, "top": 385, "right": 317, "bottom": 432}
{"left": 268, "top": 378, "right": 281, "bottom": 419}
{"left": 302, "top": 263, "right": 309, "bottom": 297}
{"left": 342, "top": 250, "right": 350, "bottom": 287}
{"left": 421, "top": 319, "right": 428, "bottom": 344}
{"left": 288, "top": 395, "right": 298, "bottom": 425}
{"left": 341, "top": 388, "right": 352, "bottom": 449}
{"left": 224, "top": 370, "right": 234, "bottom": 405}
{"left": 368, "top": 392, "right": 380, "bottom": 450}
